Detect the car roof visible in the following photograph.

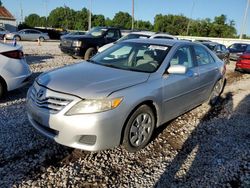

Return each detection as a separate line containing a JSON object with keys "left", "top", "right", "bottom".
{"left": 201, "top": 42, "right": 220, "bottom": 45}
{"left": 121, "top": 38, "right": 191, "bottom": 47}
{"left": 129, "top": 31, "right": 156, "bottom": 36}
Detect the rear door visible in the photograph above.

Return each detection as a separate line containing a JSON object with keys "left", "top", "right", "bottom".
{"left": 162, "top": 45, "right": 200, "bottom": 122}
{"left": 193, "top": 45, "right": 219, "bottom": 101}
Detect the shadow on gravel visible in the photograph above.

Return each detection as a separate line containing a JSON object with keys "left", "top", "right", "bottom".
{"left": 155, "top": 93, "right": 250, "bottom": 187}
{"left": 0, "top": 72, "right": 42, "bottom": 105}
{"left": 25, "top": 54, "right": 54, "bottom": 65}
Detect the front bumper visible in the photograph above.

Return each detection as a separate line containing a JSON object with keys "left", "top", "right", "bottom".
{"left": 26, "top": 85, "right": 125, "bottom": 151}
{"left": 59, "top": 45, "right": 84, "bottom": 58}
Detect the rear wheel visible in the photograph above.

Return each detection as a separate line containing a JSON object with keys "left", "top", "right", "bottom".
{"left": 122, "top": 105, "right": 155, "bottom": 152}
{"left": 14, "top": 35, "right": 21, "bottom": 41}
{"left": 84, "top": 48, "right": 96, "bottom": 60}
{"left": 209, "top": 80, "right": 224, "bottom": 106}
{"left": 39, "top": 36, "right": 45, "bottom": 42}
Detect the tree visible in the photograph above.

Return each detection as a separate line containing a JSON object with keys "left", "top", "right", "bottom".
{"left": 92, "top": 14, "right": 105, "bottom": 27}
{"left": 112, "top": 11, "right": 132, "bottom": 29}
{"left": 24, "top": 14, "right": 41, "bottom": 27}
{"left": 154, "top": 14, "right": 188, "bottom": 35}
{"left": 74, "top": 8, "right": 89, "bottom": 30}
{"left": 136, "top": 20, "right": 153, "bottom": 30}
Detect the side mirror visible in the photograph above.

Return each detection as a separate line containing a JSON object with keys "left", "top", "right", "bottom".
{"left": 167, "top": 64, "right": 187, "bottom": 74}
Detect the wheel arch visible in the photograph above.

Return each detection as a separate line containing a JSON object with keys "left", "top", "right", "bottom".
{"left": 119, "top": 100, "right": 159, "bottom": 144}
{"left": 0, "top": 75, "right": 7, "bottom": 93}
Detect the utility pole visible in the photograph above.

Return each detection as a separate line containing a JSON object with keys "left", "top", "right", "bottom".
{"left": 132, "top": 0, "right": 134, "bottom": 30}
{"left": 240, "top": 0, "right": 250, "bottom": 39}
{"left": 45, "top": 0, "right": 48, "bottom": 28}
{"left": 186, "top": 0, "right": 195, "bottom": 36}
{"left": 88, "top": 0, "right": 92, "bottom": 31}
{"left": 20, "top": 0, "right": 23, "bottom": 24}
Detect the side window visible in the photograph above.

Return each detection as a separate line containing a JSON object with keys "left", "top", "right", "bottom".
{"left": 194, "top": 46, "right": 212, "bottom": 66}
{"left": 214, "top": 45, "right": 220, "bottom": 52}
{"left": 221, "top": 45, "right": 227, "bottom": 51}
{"left": 106, "top": 30, "right": 119, "bottom": 40}
{"left": 170, "top": 46, "right": 194, "bottom": 68}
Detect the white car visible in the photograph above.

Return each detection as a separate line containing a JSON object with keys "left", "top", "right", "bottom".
{"left": 0, "top": 43, "right": 31, "bottom": 98}
{"left": 98, "top": 31, "right": 178, "bottom": 52}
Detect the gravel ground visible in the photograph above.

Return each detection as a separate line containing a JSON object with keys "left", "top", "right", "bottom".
{"left": 0, "top": 41, "right": 249, "bottom": 187}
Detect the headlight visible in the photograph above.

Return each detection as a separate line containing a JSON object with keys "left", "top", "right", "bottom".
{"left": 66, "top": 97, "right": 123, "bottom": 115}
{"left": 72, "top": 40, "right": 82, "bottom": 47}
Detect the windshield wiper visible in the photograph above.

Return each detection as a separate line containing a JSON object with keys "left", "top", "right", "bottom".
{"left": 103, "top": 64, "right": 119, "bottom": 69}
{"left": 86, "top": 59, "right": 97, "bottom": 64}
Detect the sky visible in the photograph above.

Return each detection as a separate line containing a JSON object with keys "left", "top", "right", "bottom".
{"left": 2, "top": 0, "right": 250, "bottom": 36}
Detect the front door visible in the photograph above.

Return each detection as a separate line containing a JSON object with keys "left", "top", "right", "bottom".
{"left": 162, "top": 45, "right": 200, "bottom": 122}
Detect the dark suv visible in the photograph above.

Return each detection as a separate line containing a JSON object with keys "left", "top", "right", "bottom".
{"left": 59, "top": 27, "right": 122, "bottom": 59}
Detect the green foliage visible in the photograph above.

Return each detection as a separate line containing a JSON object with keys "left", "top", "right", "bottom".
{"left": 112, "top": 11, "right": 132, "bottom": 29}
{"left": 22, "top": 6, "right": 237, "bottom": 38}
{"left": 92, "top": 14, "right": 105, "bottom": 27}
{"left": 24, "top": 14, "right": 42, "bottom": 27}
{"left": 136, "top": 20, "right": 153, "bottom": 30}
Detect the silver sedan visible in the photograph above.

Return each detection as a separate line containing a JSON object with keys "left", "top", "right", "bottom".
{"left": 5, "top": 29, "right": 50, "bottom": 41}
{"left": 26, "top": 39, "right": 226, "bottom": 152}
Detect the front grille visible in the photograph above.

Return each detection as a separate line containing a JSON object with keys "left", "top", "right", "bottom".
{"left": 30, "top": 86, "right": 72, "bottom": 113}
{"left": 61, "top": 39, "right": 72, "bottom": 47}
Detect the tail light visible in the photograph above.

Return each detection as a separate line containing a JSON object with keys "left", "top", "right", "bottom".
{"left": 0, "top": 50, "right": 24, "bottom": 59}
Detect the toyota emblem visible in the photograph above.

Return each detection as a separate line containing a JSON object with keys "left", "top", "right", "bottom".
{"left": 37, "top": 90, "right": 45, "bottom": 100}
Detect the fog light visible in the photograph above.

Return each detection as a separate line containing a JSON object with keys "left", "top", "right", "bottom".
{"left": 79, "top": 135, "right": 97, "bottom": 145}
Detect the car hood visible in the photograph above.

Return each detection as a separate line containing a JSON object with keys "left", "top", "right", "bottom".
{"left": 62, "top": 35, "right": 98, "bottom": 40}
{"left": 37, "top": 62, "right": 149, "bottom": 99}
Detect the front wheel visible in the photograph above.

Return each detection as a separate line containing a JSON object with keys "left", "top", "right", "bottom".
{"left": 122, "top": 105, "right": 155, "bottom": 152}
{"left": 84, "top": 48, "right": 96, "bottom": 60}
{"left": 0, "top": 81, "right": 5, "bottom": 99}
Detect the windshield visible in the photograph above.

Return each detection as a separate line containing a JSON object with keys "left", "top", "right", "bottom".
{"left": 118, "top": 34, "right": 150, "bottom": 42}
{"left": 90, "top": 42, "right": 170, "bottom": 73}
{"left": 86, "top": 27, "right": 107, "bottom": 37}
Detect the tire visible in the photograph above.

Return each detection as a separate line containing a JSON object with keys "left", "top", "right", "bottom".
{"left": 122, "top": 105, "right": 155, "bottom": 152}
{"left": 39, "top": 37, "right": 45, "bottom": 42}
{"left": 208, "top": 80, "right": 224, "bottom": 106}
{"left": 84, "top": 48, "right": 96, "bottom": 60}
{"left": 14, "top": 35, "right": 21, "bottom": 41}
{"left": 0, "top": 81, "right": 5, "bottom": 99}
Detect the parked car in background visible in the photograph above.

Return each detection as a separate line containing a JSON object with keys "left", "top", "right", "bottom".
{"left": 59, "top": 27, "right": 122, "bottom": 59}
{"left": 0, "top": 27, "right": 9, "bottom": 40}
{"left": 235, "top": 53, "right": 250, "bottom": 73}
{"left": 5, "top": 29, "right": 50, "bottom": 41}
{"left": 27, "top": 39, "right": 225, "bottom": 152}
{"left": 228, "top": 43, "right": 250, "bottom": 61}
{"left": 60, "top": 31, "right": 86, "bottom": 39}
{"left": 0, "top": 43, "right": 31, "bottom": 99}
{"left": 98, "top": 31, "right": 177, "bottom": 52}
{"left": 194, "top": 39, "right": 212, "bottom": 43}
{"left": 201, "top": 42, "right": 230, "bottom": 64}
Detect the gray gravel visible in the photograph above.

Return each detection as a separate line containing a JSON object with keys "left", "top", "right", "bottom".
{"left": 0, "top": 41, "right": 249, "bottom": 187}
